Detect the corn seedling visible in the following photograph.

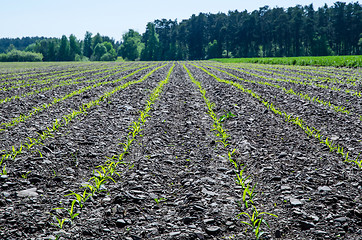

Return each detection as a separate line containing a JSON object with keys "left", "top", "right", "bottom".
{"left": 219, "top": 111, "right": 236, "bottom": 122}
{"left": 65, "top": 189, "right": 91, "bottom": 209}
{"left": 235, "top": 167, "right": 250, "bottom": 189}
{"left": 48, "top": 212, "right": 67, "bottom": 229}
{"left": 154, "top": 198, "right": 166, "bottom": 204}
{"left": 1, "top": 164, "right": 7, "bottom": 175}
{"left": 243, "top": 183, "right": 257, "bottom": 209}
{"left": 238, "top": 205, "right": 278, "bottom": 240}
{"left": 65, "top": 200, "right": 80, "bottom": 221}
{"left": 228, "top": 149, "right": 239, "bottom": 169}
{"left": 21, "top": 171, "right": 31, "bottom": 179}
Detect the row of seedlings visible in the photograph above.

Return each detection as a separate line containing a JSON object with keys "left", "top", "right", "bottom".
{"left": 0, "top": 63, "right": 156, "bottom": 132}
{"left": 0, "top": 63, "right": 168, "bottom": 178}
{"left": 48, "top": 63, "right": 175, "bottom": 239}
{"left": 190, "top": 63, "right": 362, "bottom": 169}
{"left": 0, "top": 63, "right": 149, "bottom": 105}
{"left": 0, "top": 63, "right": 128, "bottom": 90}
{"left": 214, "top": 61, "right": 360, "bottom": 85}
{"left": 0, "top": 63, "right": 95, "bottom": 82}
{"left": 183, "top": 63, "right": 278, "bottom": 240}
{"left": 199, "top": 63, "right": 353, "bottom": 116}
{"left": 204, "top": 62, "right": 362, "bottom": 97}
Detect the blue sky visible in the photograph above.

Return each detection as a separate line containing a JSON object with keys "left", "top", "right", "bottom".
{"left": 1, "top": 0, "right": 340, "bottom": 41}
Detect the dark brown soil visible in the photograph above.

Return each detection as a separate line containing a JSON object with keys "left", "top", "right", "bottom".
{"left": 0, "top": 62, "right": 361, "bottom": 240}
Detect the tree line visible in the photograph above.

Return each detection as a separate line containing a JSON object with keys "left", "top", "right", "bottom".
{"left": 132, "top": 1, "right": 361, "bottom": 60}
{"left": 0, "top": 33, "right": 119, "bottom": 62}
{"left": 0, "top": 1, "right": 361, "bottom": 62}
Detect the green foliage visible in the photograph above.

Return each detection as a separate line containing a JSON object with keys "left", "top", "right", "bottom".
{"left": 211, "top": 55, "right": 362, "bottom": 67}
{"left": 91, "top": 33, "right": 103, "bottom": 50}
{"left": 238, "top": 205, "right": 278, "bottom": 240}
{"left": 91, "top": 42, "right": 117, "bottom": 61}
{"left": 119, "top": 29, "right": 143, "bottom": 61}
{"left": 206, "top": 40, "right": 221, "bottom": 59}
{"left": 57, "top": 35, "right": 70, "bottom": 61}
{"left": 69, "top": 34, "right": 81, "bottom": 60}
{"left": 0, "top": 50, "right": 43, "bottom": 62}
{"left": 141, "top": 23, "right": 160, "bottom": 61}
{"left": 83, "top": 31, "right": 93, "bottom": 58}
{"left": 91, "top": 43, "right": 106, "bottom": 61}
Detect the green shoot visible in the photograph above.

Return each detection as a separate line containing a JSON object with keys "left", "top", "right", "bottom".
{"left": 219, "top": 111, "right": 236, "bottom": 122}
{"left": 1, "top": 164, "right": 7, "bottom": 175}
{"left": 238, "top": 205, "right": 278, "bottom": 240}
{"left": 235, "top": 167, "right": 250, "bottom": 189}
{"left": 65, "top": 189, "right": 91, "bottom": 209}
{"left": 48, "top": 212, "right": 67, "bottom": 229}
{"left": 66, "top": 200, "right": 80, "bottom": 220}
{"left": 243, "top": 183, "right": 257, "bottom": 209}
{"left": 154, "top": 198, "right": 166, "bottom": 204}
{"left": 21, "top": 171, "right": 31, "bottom": 179}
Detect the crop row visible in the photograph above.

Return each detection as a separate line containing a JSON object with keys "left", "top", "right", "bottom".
{"left": 205, "top": 61, "right": 361, "bottom": 89}
{"left": 0, "top": 63, "right": 149, "bottom": 105}
{"left": 0, "top": 63, "right": 137, "bottom": 93}
{"left": 0, "top": 63, "right": 167, "bottom": 173}
{"left": 184, "top": 63, "right": 278, "bottom": 239}
{"left": 200, "top": 64, "right": 352, "bottom": 116}
{"left": 0, "top": 62, "right": 99, "bottom": 82}
{"left": 0, "top": 63, "right": 122, "bottom": 88}
{"left": 232, "top": 61, "right": 360, "bottom": 80}
{"left": 191, "top": 63, "right": 362, "bottom": 169}
{"left": 201, "top": 62, "right": 362, "bottom": 129}
{"left": 47, "top": 63, "right": 174, "bottom": 237}
{"left": 204, "top": 62, "right": 362, "bottom": 104}
{"left": 0, "top": 64, "right": 159, "bottom": 135}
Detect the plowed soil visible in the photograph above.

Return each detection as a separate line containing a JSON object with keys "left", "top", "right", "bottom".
{"left": 0, "top": 62, "right": 361, "bottom": 240}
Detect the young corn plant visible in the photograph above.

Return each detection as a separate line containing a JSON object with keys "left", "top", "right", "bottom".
{"left": 242, "top": 183, "right": 257, "bottom": 209}
{"left": 154, "top": 198, "right": 166, "bottom": 204}
{"left": 235, "top": 167, "right": 250, "bottom": 189}
{"left": 219, "top": 111, "right": 236, "bottom": 122}
{"left": 228, "top": 149, "right": 239, "bottom": 169}
{"left": 21, "top": 171, "right": 31, "bottom": 179}
{"left": 64, "top": 200, "right": 80, "bottom": 221}
{"left": 65, "top": 189, "right": 91, "bottom": 209}
{"left": 48, "top": 212, "right": 68, "bottom": 229}
{"left": 238, "top": 205, "right": 278, "bottom": 240}
{"left": 1, "top": 164, "right": 7, "bottom": 175}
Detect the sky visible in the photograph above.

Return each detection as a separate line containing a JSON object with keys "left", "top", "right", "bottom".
{"left": 1, "top": 0, "right": 343, "bottom": 41}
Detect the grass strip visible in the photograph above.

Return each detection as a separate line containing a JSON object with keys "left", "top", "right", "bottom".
{"left": 210, "top": 55, "right": 362, "bottom": 68}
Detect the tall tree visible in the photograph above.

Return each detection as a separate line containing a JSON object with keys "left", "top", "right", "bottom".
{"left": 83, "top": 31, "right": 93, "bottom": 58}
{"left": 119, "top": 29, "right": 143, "bottom": 61}
{"left": 92, "top": 33, "right": 103, "bottom": 50}
{"left": 57, "top": 35, "right": 70, "bottom": 61}
{"left": 92, "top": 43, "right": 107, "bottom": 61}
{"left": 141, "top": 23, "right": 160, "bottom": 61}
{"left": 69, "top": 34, "right": 81, "bottom": 60}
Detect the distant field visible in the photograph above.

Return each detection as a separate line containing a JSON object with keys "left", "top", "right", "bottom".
{"left": 211, "top": 55, "right": 362, "bottom": 67}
